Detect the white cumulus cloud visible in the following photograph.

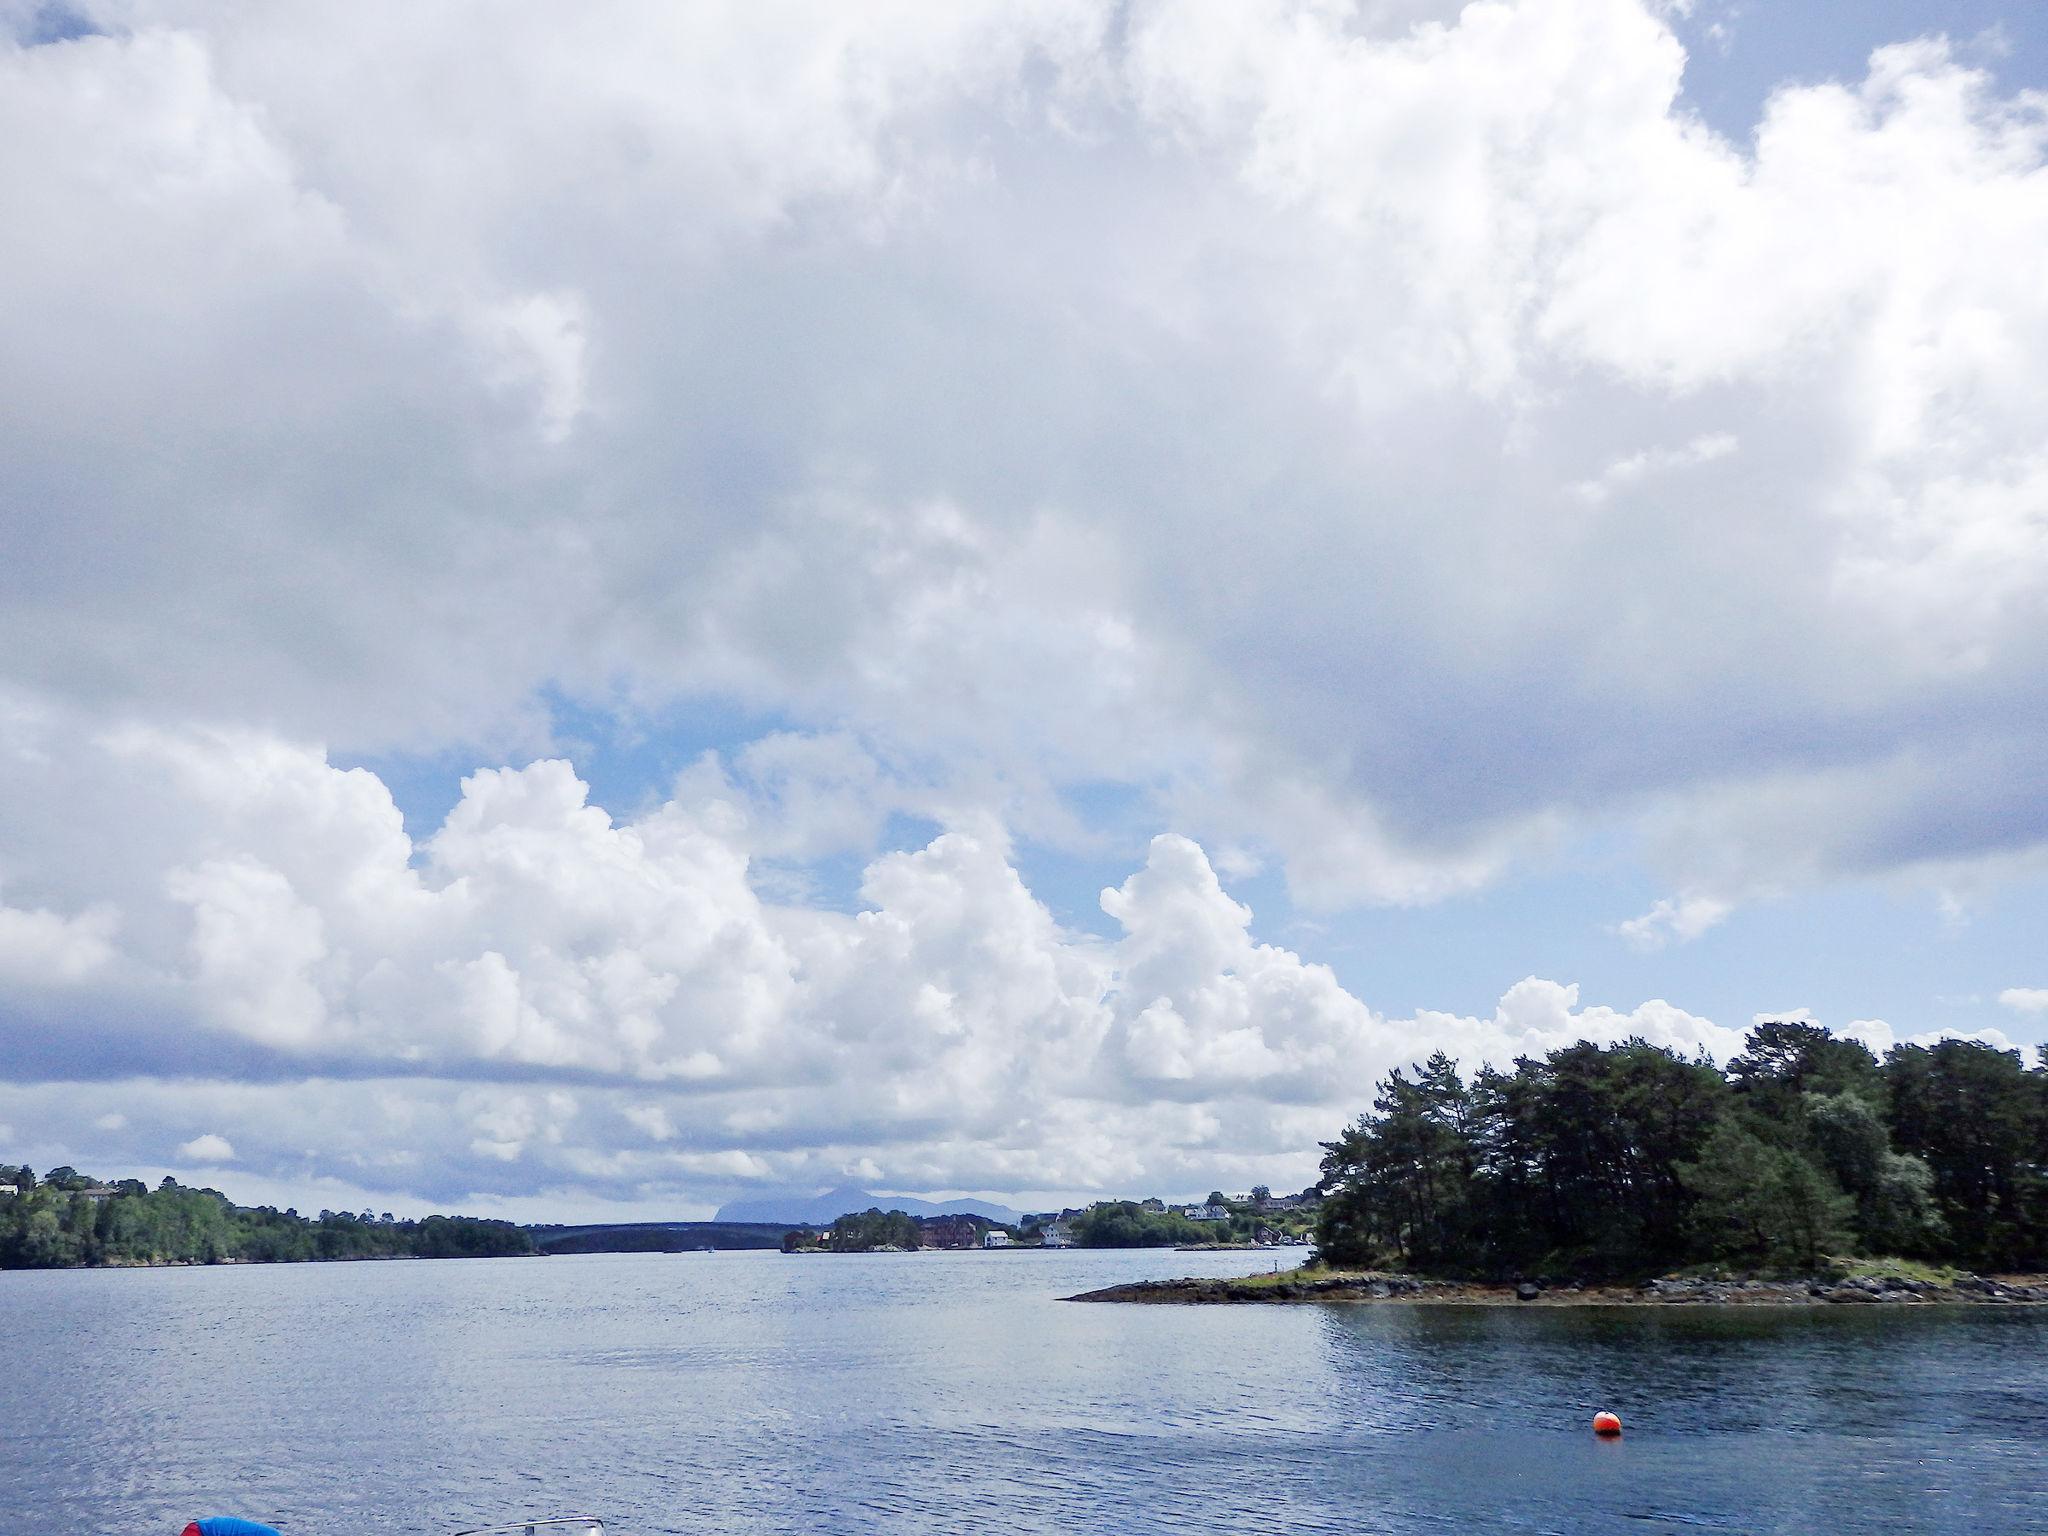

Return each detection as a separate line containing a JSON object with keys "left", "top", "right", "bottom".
{"left": 177, "top": 1133, "right": 235, "bottom": 1163}
{"left": 0, "top": 724, "right": 1763, "bottom": 1206}
{"left": 3, "top": 1, "right": 2046, "bottom": 1209}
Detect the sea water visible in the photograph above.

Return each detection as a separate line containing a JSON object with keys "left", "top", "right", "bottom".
{"left": 3, "top": 1248, "right": 2044, "bottom": 1534}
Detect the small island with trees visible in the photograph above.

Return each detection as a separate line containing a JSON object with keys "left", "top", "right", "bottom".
{"left": 1074, "top": 1021, "right": 2048, "bottom": 1306}
{"left": 780, "top": 1190, "right": 1320, "bottom": 1253}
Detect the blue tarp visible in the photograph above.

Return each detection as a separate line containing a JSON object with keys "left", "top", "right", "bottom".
{"left": 189, "top": 1519, "right": 283, "bottom": 1536}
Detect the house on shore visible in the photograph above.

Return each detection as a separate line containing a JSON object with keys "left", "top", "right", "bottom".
{"left": 1039, "top": 1221, "right": 1075, "bottom": 1248}
{"left": 982, "top": 1229, "right": 1013, "bottom": 1249}
{"left": 1261, "top": 1190, "right": 1319, "bottom": 1212}
{"left": 918, "top": 1214, "right": 982, "bottom": 1250}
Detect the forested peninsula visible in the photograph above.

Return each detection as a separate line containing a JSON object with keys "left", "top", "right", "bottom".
{"left": 0, "top": 1167, "right": 532, "bottom": 1268}
{"left": 1080, "top": 1021, "right": 2048, "bottom": 1304}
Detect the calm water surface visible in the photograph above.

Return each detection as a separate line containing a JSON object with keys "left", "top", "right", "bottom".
{"left": 4, "top": 1249, "right": 2045, "bottom": 1535}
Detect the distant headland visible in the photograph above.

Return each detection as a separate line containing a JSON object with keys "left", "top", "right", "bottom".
{"left": 0, "top": 1165, "right": 529, "bottom": 1269}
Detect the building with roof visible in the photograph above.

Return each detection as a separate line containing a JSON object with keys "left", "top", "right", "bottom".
{"left": 918, "top": 1214, "right": 982, "bottom": 1250}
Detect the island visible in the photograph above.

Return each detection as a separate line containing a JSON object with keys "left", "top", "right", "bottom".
{"left": 1076, "top": 1020, "right": 2048, "bottom": 1305}
{"left": 778, "top": 1190, "right": 1322, "bottom": 1252}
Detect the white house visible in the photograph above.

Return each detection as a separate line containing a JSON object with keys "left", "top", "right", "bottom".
{"left": 1181, "top": 1203, "right": 1229, "bottom": 1222}
{"left": 983, "top": 1230, "right": 1012, "bottom": 1248}
{"left": 1039, "top": 1221, "right": 1075, "bottom": 1248}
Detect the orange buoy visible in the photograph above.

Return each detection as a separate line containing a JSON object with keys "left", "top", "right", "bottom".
{"left": 1593, "top": 1411, "right": 1623, "bottom": 1437}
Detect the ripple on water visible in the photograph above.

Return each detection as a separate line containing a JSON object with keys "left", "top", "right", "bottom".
{"left": 3, "top": 1253, "right": 2045, "bottom": 1535}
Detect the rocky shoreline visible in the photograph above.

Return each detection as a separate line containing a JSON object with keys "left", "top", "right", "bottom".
{"left": 1065, "top": 1270, "right": 2048, "bottom": 1306}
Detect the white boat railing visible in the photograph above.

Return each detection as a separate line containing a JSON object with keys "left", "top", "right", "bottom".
{"left": 452, "top": 1520, "right": 603, "bottom": 1535}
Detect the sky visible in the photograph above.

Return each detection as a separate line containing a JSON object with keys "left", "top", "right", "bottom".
{"left": 3, "top": 0, "right": 2046, "bottom": 1222}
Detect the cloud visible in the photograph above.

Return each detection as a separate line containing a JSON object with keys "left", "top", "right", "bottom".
{"left": 1999, "top": 988, "right": 2048, "bottom": 1015}
{"left": 0, "top": 2, "right": 2042, "bottom": 910}
{"left": 621, "top": 1104, "right": 677, "bottom": 1143}
{"left": 176, "top": 1133, "right": 235, "bottom": 1163}
{"left": 1571, "top": 432, "right": 1740, "bottom": 506}
{"left": 1613, "top": 892, "right": 1734, "bottom": 951}
{"left": 0, "top": 898, "right": 116, "bottom": 984}
{"left": 1835, "top": 1019, "right": 2019, "bottom": 1059}
{"left": 4, "top": 1, "right": 2048, "bottom": 1209}
{"left": 0, "top": 730, "right": 1758, "bottom": 1206}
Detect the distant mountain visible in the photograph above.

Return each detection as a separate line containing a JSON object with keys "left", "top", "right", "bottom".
{"left": 714, "top": 1185, "right": 1021, "bottom": 1226}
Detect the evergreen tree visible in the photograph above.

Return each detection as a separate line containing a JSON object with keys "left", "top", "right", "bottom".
{"left": 1806, "top": 1091, "right": 1942, "bottom": 1254}
{"left": 1314, "top": 1020, "right": 2040, "bottom": 1278}
{"left": 1885, "top": 1039, "right": 2047, "bottom": 1267}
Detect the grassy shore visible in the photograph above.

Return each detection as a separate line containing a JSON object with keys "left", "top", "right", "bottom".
{"left": 1065, "top": 1263, "right": 2048, "bottom": 1306}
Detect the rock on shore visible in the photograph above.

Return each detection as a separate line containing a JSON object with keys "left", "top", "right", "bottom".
{"left": 1063, "top": 1271, "right": 2048, "bottom": 1305}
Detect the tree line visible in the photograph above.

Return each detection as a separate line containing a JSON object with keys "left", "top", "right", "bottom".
{"left": 815, "top": 1207, "right": 926, "bottom": 1251}
{"left": 1071, "top": 1201, "right": 1210, "bottom": 1247}
{"left": 0, "top": 1166, "right": 533, "bottom": 1268}
{"left": 1069, "top": 1193, "right": 1315, "bottom": 1247}
{"left": 1313, "top": 1022, "right": 2048, "bottom": 1278}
